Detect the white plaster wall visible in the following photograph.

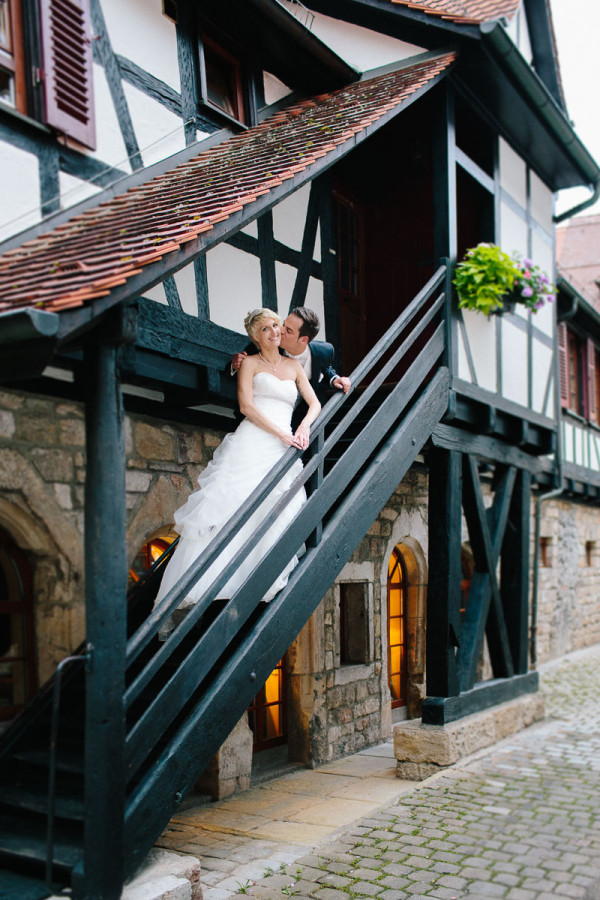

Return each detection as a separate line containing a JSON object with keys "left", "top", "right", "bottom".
{"left": 0, "top": 144, "right": 41, "bottom": 240}
{"left": 275, "top": 264, "right": 325, "bottom": 335}
{"left": 530, "top": 231, "right": 555, "bottom": 338}
{"left": 462, "top": 311, "right": 496, "bottom": 393}
{"left": 101, "top": 0, "right": 180, "bottom": 91}
{"left": 457, "top": 325, "right": 470, "bottom": 383}
{"left": 530, "top": 171, "right": 554, "bottom": 234}
{"left": 58, "top": 172, "right": 101, "bottom": 210}
{"left": 272, "top": 184, "right": 311, "bottom": 254}
{"left": 499, "top": 138, "right": 527, "bottom": 205}
{"left": 264, "top": 72, "right": 292, "bottom": 106}
{"left": 501, "top": 320, "right": 528, "bottom": 406}
{"left": 206, "top": 244, "right": 262, "bottom": 333}
{"left": 592, "top": 434, "right": 600, "bottom": 472}
{"left": 574, "top": 424, "right": 584, "bottom": 466}
{"left": 90, "top": 64, "right": 132, "bottom": 173}
{"left": 505, "top": 4, "right": 533, "bottom": 64}
{"left": 531, "top": 340, "right": 553, "bottom": 416}
{"left": 563, "top": 421, "right": 574, "bottom": 465}
{"left": 122, "top": 83, "right": 186, "bottom": 166}
{"left": 144, "top": 283, "right": 167, "bottom": 304}
{"left": 174, "top": 262, "right": 198, "bottom": 316}
{"left": 499, "top": 201, "right": 528, "bottom": 258}
{"left": 309, "top": 11, "right": 424, "bottom": 71}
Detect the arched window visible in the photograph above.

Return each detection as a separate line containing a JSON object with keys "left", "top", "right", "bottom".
{"left": 128, "top": 533, "right": 177, "bottom": 587}
{"left": 0, "top": 528, "right": 36, "bottom": 720}
{"left": 387, "top": 547, "right": 408, "bottom": 709}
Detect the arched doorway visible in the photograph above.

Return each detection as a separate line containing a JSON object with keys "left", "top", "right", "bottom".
{"left": 0, "top": 528, "right": 36, "bottom": 721}
{"left": 385, "top": 538, "right": 428, "bottom": 720}
{"left": 387, "top": 548, "right": 408, "bottom": 710}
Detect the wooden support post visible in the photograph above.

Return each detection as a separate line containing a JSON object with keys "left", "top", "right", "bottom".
{"left": 318, "top": 175, "right": 341, "bottom": 356}
{"left": 426, "top": 446, "right": 462, "bottom": 698}
{"left": 82, "top": 336, "right": 127, "bottom": 900}
{"left": 501, "top": 468, "right": 531, "bottom": 674}
{"left": 432, "top": 83, "right": 457, "bottom": 377}
{"left": 257, "top": 211, "right": 278, "bottom": 311}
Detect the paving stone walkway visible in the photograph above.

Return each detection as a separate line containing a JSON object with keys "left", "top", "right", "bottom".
{"left": 159, "top": 645, "right": 600, "bottom": 900}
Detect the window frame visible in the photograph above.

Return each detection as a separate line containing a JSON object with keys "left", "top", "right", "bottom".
{"left": 198, "top": 31, "right": 248, "bottom": 128}
{"left": 0, "top": 0, "right": 26, "bottom": 113}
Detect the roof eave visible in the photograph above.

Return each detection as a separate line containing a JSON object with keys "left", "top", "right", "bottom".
{"left": 557, "top": 275, "right": 600, "bottom": 340}
{"left": 480, "top": 20, "right": 600, "bottom": 191}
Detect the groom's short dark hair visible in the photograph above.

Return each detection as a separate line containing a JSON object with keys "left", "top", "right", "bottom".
{"left": 290, "top": 307, "right": 320, "bottom": 342}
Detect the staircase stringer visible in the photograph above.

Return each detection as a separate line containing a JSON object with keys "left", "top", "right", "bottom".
{"left": 123, "top": 366, "right": 450, "bottom": 875}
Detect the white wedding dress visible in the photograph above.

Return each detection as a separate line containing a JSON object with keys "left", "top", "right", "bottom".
{"left": 155, "top": 372, "right": 306, "bottom": 638}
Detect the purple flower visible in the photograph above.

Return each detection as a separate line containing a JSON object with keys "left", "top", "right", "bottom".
{"left": 535, "top": 299, "right": 544, "bottom": 309}
{"left": 539, "top": 273, "right": 549, "bottom": 284}
{"left": 521, "top": 286, "right": 534, "bottom": 298}
{"left": 523, "top": 258, "right": 533, "bottom": 268}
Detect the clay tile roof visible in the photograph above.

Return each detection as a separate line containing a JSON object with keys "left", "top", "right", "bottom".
{"left": 389, "top": 0, "right": 520, "bottom": 25}
{"left": 0, "top": 52, "right": 455, "bottom": 316}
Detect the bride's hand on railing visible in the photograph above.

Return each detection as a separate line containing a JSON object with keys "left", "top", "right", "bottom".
{"left": 279, "top": 431, "right": 305, "bottom": 449}
{"left": 293, "top": 423, "right": 310, "bottom": 450}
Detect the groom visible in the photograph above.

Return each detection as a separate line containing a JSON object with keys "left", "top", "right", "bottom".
{"left": 231, "top": 307, "right": 351, "bottom": 428}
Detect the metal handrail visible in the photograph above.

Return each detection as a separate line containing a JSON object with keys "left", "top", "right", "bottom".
{"left": 45, "top": 652, "right": 89, "bottom": 891}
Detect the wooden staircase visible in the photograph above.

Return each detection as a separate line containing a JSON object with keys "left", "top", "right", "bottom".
{"left": 0, "top": 267, "right": 450, "bottom": 898}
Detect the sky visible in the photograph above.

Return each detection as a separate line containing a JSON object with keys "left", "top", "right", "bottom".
{"left": 550, "top": 0, "right": 600, "bottom": 218}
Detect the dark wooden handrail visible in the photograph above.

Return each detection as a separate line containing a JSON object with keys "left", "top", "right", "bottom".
{"left": 127, "top": 266, "right": 446, "bottom": 665}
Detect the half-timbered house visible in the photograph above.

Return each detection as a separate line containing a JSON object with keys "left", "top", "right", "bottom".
{"left": 0, "top": 0, "right": 599, "bottom": 896}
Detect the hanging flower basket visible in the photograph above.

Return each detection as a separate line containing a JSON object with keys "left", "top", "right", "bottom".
{"left": 453, "top": 243, "right": 555, "bottom": 316}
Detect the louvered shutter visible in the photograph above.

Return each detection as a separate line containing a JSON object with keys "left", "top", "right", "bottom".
{"left": 558, "top": 323, "right": 569, "bottom": 409}
{"left": 39, "top": 0, "right": 96, "bottom": 149}
{"left": 588, "top": 339, "right": 597, "bottom": 422}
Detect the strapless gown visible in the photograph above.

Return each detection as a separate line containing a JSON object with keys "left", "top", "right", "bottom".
{"left": 155, "top": 372, "right": 306, "bottom": 637}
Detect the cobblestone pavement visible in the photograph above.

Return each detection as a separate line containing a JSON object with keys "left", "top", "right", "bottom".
{"left": 173, "top": 645, "right": 600, "bottom": 900}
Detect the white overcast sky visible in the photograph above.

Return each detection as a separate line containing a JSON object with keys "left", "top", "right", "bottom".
{"left": 551, "top": 0, "right": 600, "bottom": 218}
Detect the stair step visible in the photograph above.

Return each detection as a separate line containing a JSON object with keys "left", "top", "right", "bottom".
{"left": 10, "top": 749, "right": 84, "bottom": 775}
{"left": 0, "top": 784, "right": 84, "bottom": 820}
{"left": 0, "top": 869, "right": 52, "bottom": 900}
{"left": 0, "top": 808, "right": 81, "bottom": 873}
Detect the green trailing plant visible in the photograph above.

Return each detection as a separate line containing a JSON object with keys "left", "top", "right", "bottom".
{"left": 453, "top": 243, "right": 554, "bottom": 316}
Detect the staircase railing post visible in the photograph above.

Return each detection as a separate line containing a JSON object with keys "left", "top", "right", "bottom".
{"left": 306, "top": 431, "right": 324, "bottom": 547}
{"left": 80, "top": 321, "right": 129, "bottom": 899}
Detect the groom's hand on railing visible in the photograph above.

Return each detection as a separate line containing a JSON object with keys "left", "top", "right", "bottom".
{"left": 231, "top": 351, "right": 248, "bottom": 374}
{"left": 332, "top": 375, "right": 351, "bottom": 394}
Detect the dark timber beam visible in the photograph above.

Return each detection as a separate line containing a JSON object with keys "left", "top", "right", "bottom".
{"left": 501, "top": 468, "right": 531, "bottom": 674}
{"left": 81, "top": 328, "right": 128, "bottom": 899}
{"left": 426, "top": 446, "right": 462, "bottom": 699}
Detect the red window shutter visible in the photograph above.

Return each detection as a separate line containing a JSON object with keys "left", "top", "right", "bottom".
{"left": 39, "top": 0, "right": 96, "bottom": 150}
{"left": 558, "top": 323, "right": 569, "bottom": 409}
{"left": 588, "top": 339, "right": 597, "bottom": 422}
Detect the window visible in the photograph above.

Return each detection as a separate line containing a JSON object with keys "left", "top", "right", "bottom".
{"left": 128, "top": 535, "right": 176, "bottom": 587}
{"left": 387, "top": 550, "right": 407, "bottom": 709}
{"left": 339, "top": 582, "right": 369, "bottom": 665}
{"left": 201, "top": 34, "right": 245, "bottom": 124}
{"left": 540, "top": 537, "right": 552, "bottom": 568}
{"left": 0, "top": 0, "right": 25, "bottom": 111}
{"left": 248, "top": 657, "right": 287, "bottom": 751}
{"left": 585, "top": 541, "right": 595, "bottom": 568}
{"left": 559, "top": 324, "right": 600, "bottom": 421}
{"left": 0, "top": 0, "right": 95, "bottom": 148}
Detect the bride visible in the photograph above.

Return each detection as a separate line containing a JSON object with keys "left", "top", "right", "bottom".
{"left": 155, "top": 308, "right": 321, "bottom": 637}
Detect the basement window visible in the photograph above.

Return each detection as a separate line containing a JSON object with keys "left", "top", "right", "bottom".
{"left": 540, "top": 536, "right": 552, "bottom": 568}
{"left": 339, "top": 582, "right": 369, "bottom": 665}
{"left": 585, "top": 540, "right": 596, "bottom": 568}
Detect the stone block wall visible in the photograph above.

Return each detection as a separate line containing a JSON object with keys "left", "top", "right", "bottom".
{"left": 288, "top": 467, "right": 430, "bottom": 767}
{"left": 0, "top": 386, "right": 226, "bottom": 683}
{"left": 535, "top": 497, "right": 600, "bottom": 662}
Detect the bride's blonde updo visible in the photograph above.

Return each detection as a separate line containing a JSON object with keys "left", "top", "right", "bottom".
{"left": 244, "top": 308, "right": 282, "bottom": 343}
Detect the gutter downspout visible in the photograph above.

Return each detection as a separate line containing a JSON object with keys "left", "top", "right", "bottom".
{"left": 554, "top": 181, "right": 600, "bottom": 224}
{"left": 530, "top": 294, "right": 578, "bottom": 666}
